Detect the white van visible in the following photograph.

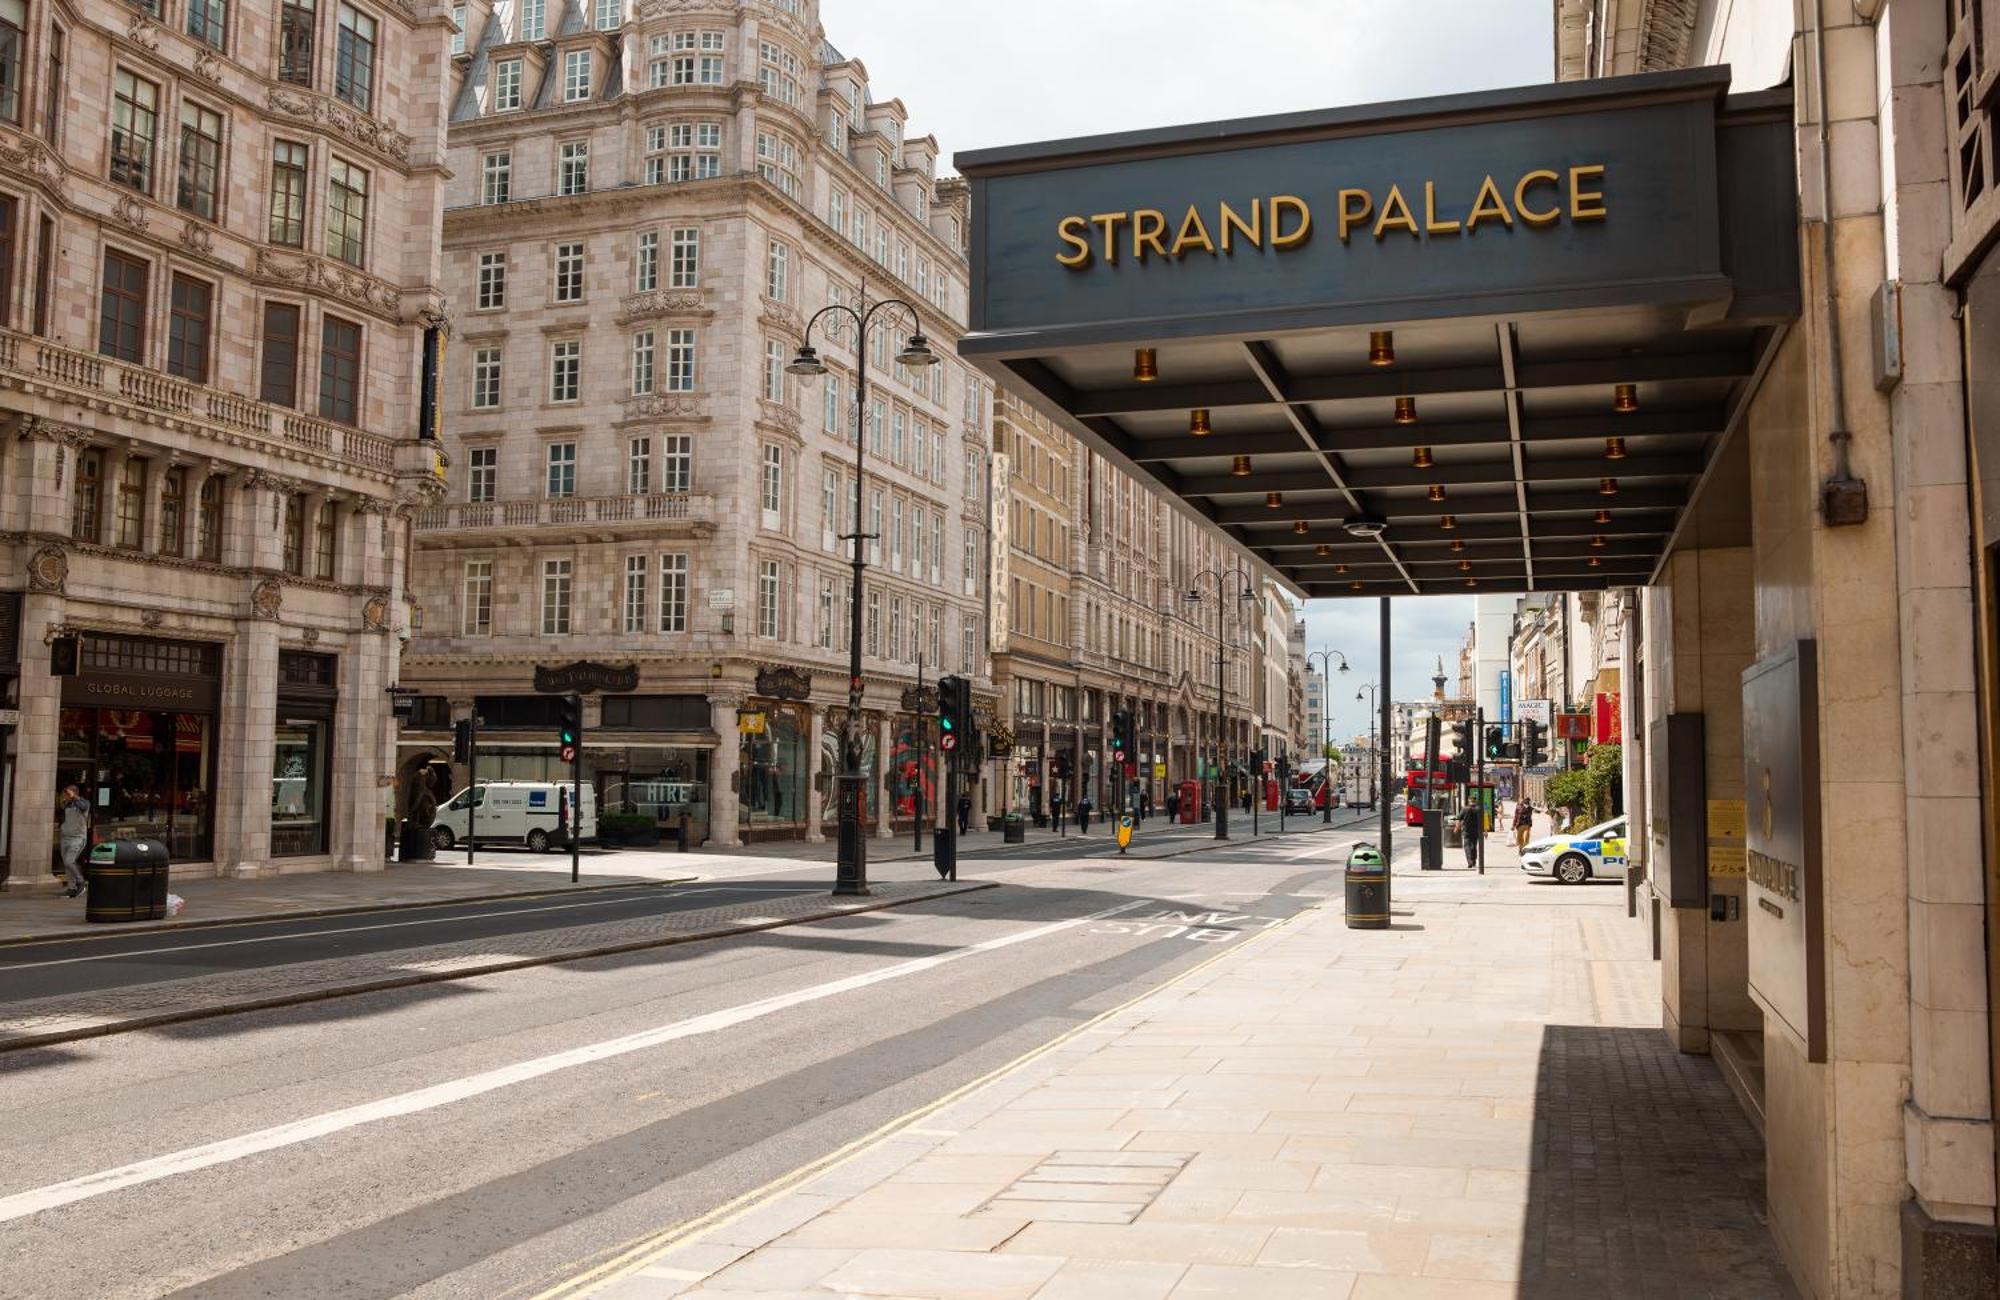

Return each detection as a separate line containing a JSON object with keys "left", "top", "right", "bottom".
{"left": 432, "top": 781, "right": 597, "bottom": 853}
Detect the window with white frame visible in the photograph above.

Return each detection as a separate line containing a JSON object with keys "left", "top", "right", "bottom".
{"left": 754, "top": 130, "right": 799, "bottom": 198}
{"left": 817, "top": 576, "right": 834, "bottom": 648}
{"left": 828, "top": 114, "right": 844, "bottom": 152}
{"left": 622, "top": 555, "right": 648, "bottom": 632}
{"left": 757, "top": 559, "right": 781, "bottom": 637}
{"left": 635, "top": 230, "right": 658, "bottom": 290}
{"left": 660, "top": 434, "right": 691, "bottom": 491}
{"left": 462, "top": 559, "right": 492, "bottom": 634}
{"left": 642, "top": 124, "right": 666, "bottom": 184}
{"left": 829, "top": 188, "right": 844, "bottom": 235}
{"left": 929, "top": 604, "right": 942, "bottom": 667}
{"left": 866, "top": 589, "right": 880, "bottom": 656}
{"left": 887, "top": 594, "right": 902, "bottom": 661}
{"left": 852, "top": 206, "right": 865, "bottom": 248}
{"left": 915, "top": 257, "right": 929, "bottom": 299}
{"left": 451, "top": 2, "right": 467, "bottom": 54}
{"left": 962, "top": 531, "right": 977, "bottom": 594}
{"left": 873, "top": 226, "right": 888, "bottom": 265}
{"left": 593, "top": 0, "right": 618, "bottom": 30}
{"left": 667, "top": 121, "right": 721, "bottom": 180}
{"left": 760, "top": 444, "right": 782, "bottom": 523}
{"left": 558, "top": 141, "right": 588, "bottom": 196}
{"left": 758, "top": 40, "right": 802, "bottom": 107}
{"left": 545, "top": 440, "right": 576, "bottom": 495}
{"left": 668, "top": 226, "right": 698, "bottom": 286}
{"left": 468, "top": 445, "right": 497, "bottom": 501}
{"left": 553, "top": 241, "right": 584, "bottom": 302}
{"left": 891, "top": 408, "right": 905, "bottom": 465}
{"left": 481, "top": 150, "right": 510, "bottom": 203}
{"left": 665, "top": 328, "right": 696, "bottom": 390}
{"left": 931, "top": 428, "right": 945, "bottom": 483}
{"left": 762, "top": 339, "right": 785, "bottom": 402}
{"left": 325, "top": 158, "right": 368, "bottom": 266}
{"left": 890, "top": 498, "right": 903, "bottom": 571}
{"left": 868, "top": 398, "right": 884, "bottom": 453}
{"left": 476, "top": 251, "right": 506, "bottom": 309}
{"left": 868, "top": 489, "right": 882, "bottom": 563}
{"left": 493, "top": 59, "right": 522, "bottom": 111}
{"left": 823, "top": 374, "right": 841, "bottom": 435}
{"left": 519, "top": 0, "right": 543, "bottom": 40}
{"left": 961, "top": 624, "right": 977, "bottom": 676}
{"left": 562, "top": 50, "right": 591, "bottom": 102}
{"left": 821, "top": 467, "right": 837, "bottom": 551}
{"left": 894, "top": 242, "right": 909, "bottom": 283}
{"left": 765, "top": 239, "right": 789, "bottom": 301}
{"left": 912, "top": 505, "right": 925, "bottom": 572}
{"left": 930, "top": 514, "right": 942, "bottom": 580}
{"left": 472, "top": 347, "right": 501, "bottom": 408}
{"left": 631, "top": 330, "right": 655, "bottom": 395}
{"left": 549, "top": 341, "right": 580, "bottom": 402}
{"left": 659, "top": 553, "right": 688, "bottom": 631}
{"left": 541, "top": 557, "right": 571, "bottom": 634}
{"left": 627, "top": 436, "right": 650, "bottom": 493}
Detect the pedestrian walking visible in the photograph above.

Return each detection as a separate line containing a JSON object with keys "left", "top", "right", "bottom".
{"left": 1460, "top": 799, "right": 1483, "bottom": 868}
{"left": 1050, "top": 789, "right": 1066, "bottom": 836}
{"left": 1140, "top": 789, "right": 1152, "bottom": 820}
{"left": 1513, "top": 797, "right": 1535, "bottom": 852}
{"left": 1166, "top": 790, "right": 1179, "bottom": 821}
{"left": 1077, "top": 795, "right": 1092, "bottom": 834}
{"left": 58, "top": 783, "right": 91, "bottom": 898}
{"left": 956, "top": 793, "right": 971, "bottom": 835}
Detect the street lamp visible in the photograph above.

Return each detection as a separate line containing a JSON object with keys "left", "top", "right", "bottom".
{"left": 1306, "top": 648, "right": 1349, "bottom": 823}
{"left": 1185, "top": 568, "right": 1254, "bottom": 840}
{"left": 788, "top": 291, "right": 938, "bottom": 895}
{"left": 1355, "top": 682, "right": 1379, "bottom": 808}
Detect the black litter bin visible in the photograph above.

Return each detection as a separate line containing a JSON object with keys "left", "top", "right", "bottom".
{"left": 1003, "top": 815, "right": 1025, "bottom": 844}
{"left": 84, "top": 839, "right": 171, "bottom": 923}
{"left": 1344, "top": 843, "right": 1389, "bottom": 930}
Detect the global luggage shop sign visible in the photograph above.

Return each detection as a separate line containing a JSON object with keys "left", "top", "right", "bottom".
{"left": 534, "top": 661, "right": 639, "bottom": 695}
{"left": 957, "top": 69, "right": 1781, "bottom": 348}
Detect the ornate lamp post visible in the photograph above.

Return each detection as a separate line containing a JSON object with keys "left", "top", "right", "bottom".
{"left": 1306, "top": 648, "right": 1349, "bottom": 822}
{"left": 1355, "top": 682, "right": 1379, "bottom": 808}
{"left": 787, "top": 292, "right": 938, "bottom": 895}
{"left": 1185, "top": 568, "right": 1254, "bottom": 840}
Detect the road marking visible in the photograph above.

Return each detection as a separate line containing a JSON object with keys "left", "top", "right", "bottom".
{"left": 0, "top": 886, "right": 810, "bottom": 972}
{"left": 0, "top": 897, "right": 1147, "bottom": 1224}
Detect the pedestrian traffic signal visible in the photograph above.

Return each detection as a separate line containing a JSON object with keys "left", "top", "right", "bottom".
{"left": 1484, "top": 725, "right": 1506, "bottom": 760}
{"left": 1451, "top": 721, "right": 1471, "bottom": 756}
{"left": 1522, "top": 720, "right": 1547, "bottom": 767}
{"left": 556, "top": 695, "right": 581, "bottom": 765}
{"left": 937, "top": 674, "right": 969, "bottom": 753}
{"left": 453, "top": 718, "right": 473, "bottom": 764}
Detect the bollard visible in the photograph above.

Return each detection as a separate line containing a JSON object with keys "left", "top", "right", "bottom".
{"left": 677, "top": 813, "right": 692, "bottom": 852}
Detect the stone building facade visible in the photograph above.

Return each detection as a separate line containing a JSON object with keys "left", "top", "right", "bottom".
{"left": 1559, "top": 1, "right": 1999, "bottom": 1293}
{"left": 398, "top": 0, "right": 990, "bottom": 847}
{"left": 0, "top": 0, "right": 450, "bottom": 889}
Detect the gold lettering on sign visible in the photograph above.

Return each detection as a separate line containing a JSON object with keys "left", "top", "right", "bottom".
{"left": 1746, "top": 848, "right": 1801, "bottom": 902}
{"left": 1050, "top": 165, "right": 1608, "bottom": 267}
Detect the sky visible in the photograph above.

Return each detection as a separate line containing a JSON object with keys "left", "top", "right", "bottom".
{"left": 817, "top": 0, "right": 1554, "bottom": 743}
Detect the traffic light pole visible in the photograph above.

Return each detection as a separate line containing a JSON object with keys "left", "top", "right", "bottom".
{"left": 466, "top": 713, "right": 478, "bottom": 867}
{"left": 570, "top": 692, "right": 582, "bottom": 884}
{"left": 1473, "top": 707, "right": 1484, "bottom": 875}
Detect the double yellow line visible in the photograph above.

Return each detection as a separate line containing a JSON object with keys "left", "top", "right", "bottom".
{"left": 523, "top": 901, "right": 1314, "bottom": 1300}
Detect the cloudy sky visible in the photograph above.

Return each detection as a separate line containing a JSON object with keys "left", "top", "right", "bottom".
{"left": 818, "top": 0, "right": 1553, "bottom": 742}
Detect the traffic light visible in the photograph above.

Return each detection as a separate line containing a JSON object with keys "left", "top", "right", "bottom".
{"left": 1451, "top": 721, "right": 1471, "bottom": 757}
{"left": 1109, "top": 710, "right": 1133, "bottom": 771}
{"left": 1484, "top": 725, "right": 1506, "bottom": 760}
{"left": 556, "top": 694, "right": 581, "bottom": 765}
{"left": 48, "top": 634, "right": 78, "bottom": 678}
{"left": 453, "top": 718, "right": 472, "bottom": 764}
{"left": 1522, "top": 720, "right": 1547, "bottom": 767}
{"left": 937, "top": 674, "right": 968, "bottom": 756}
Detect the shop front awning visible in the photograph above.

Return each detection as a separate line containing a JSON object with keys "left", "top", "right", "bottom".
{"left": 955, "top": 68, "right": 1798, "bottom": 597}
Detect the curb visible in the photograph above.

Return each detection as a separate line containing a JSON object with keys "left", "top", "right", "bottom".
{"left": 530, "top": 894, "right": 1322, "bottom": 1300}
{"left": 0, "top": 879, "right": 997, "bottom": 1054}
{"left": 818, "top": 811, "right": 1382, "bottom": 866}
{"left": 0, "top": 877, "right": 700, "bottom": 949}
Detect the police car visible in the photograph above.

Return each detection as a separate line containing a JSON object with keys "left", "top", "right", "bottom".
{"left": 1520, "top": 814, "right": 1629, "bottom": 884}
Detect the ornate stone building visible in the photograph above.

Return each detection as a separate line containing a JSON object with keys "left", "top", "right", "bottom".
{"left": 0, "top": 0, "right": 451, "bottom": 888}
{"left": 398, "top": 0, "right": 991, "bottom": 846}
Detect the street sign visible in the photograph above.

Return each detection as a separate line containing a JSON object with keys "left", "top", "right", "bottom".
{"left": 708, "top": 589, "right": 735, "bottom": 611}
{"left": 0, "top": 708, "right": 20, "bottom": 726}
{"left": 390, "top": 695, "right": 417, "bottom": 721}
{"left": 1152, "top": 761, "right": 1166, "bottom": 779}
{"left": 1116, "top": 814, "right": 1134, "bottom": 850}
{"left": 737, "top": 710, "right": 767, "bottom": 735}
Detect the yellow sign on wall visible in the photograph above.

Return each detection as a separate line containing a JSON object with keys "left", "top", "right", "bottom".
{"left": 737, "top": 710, "right": 767, "bottom": 735}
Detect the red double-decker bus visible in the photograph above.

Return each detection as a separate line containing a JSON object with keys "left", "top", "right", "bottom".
{"left": 1404, "top": 761, "right": 1448, "bottom": 825}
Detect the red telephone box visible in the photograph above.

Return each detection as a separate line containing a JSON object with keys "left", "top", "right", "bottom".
{"left": 1177, "top": 780, "right": 1200, "bottom": 824}
{"left": 1264, "top": 778, "right": 1280, "bottom": 811}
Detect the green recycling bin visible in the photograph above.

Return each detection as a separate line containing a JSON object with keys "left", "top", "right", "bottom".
{"left": 1344, "top": 842, "right": 1389, "bottom": 930}
{"left": 84, "top": 839, "right": 171, "bottom": 923}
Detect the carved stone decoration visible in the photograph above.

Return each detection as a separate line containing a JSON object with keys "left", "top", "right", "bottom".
{"left": 254, "top": 247, "right": 404, "bottom": 321}
{"left": 300, "top": 627, "right": 320, "bottom": 646}
{"left": 265, "top": 87, "right": 412, "bottom": 166}
{"left": 625, "top": 394, "right": 708, "bottom": 420}
{"left": 190, "top": 46, "right": 222, "bottom": 82}
{"left": 141, "top": 610, "right": 164, "bottom": 629}
{"left": 179, "top": 220, "right": 217, "bottom": 260}
{"left": 27, "top": 545, "right": 67, "bottom": 594}
{"left": 0, "top": 134, "right": 68, "bottom": 199}
{"left": 113, "top": 194, "right": 149, "bottom": 231}
{"left": 250, "top": 578, "right": 284, "bottom": 620}
{"left": 126, "top": 11, "right": 160, "bottom": 49}
{"left": 361, "top": 593, "right": 389, "bottom": 632}
{"left": 617, "top": 288, "right": 708, "bottom": 323}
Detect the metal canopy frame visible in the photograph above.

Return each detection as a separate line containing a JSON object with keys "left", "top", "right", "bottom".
{"left": 954, "top": 69, "right": 1799, "bottom": 600}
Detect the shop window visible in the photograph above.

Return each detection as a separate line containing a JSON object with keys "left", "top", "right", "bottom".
{"left": 273, "top": 650, "right": 336, "bottom": 856}
{"left": 599, "top": 694, "right": 708, "bottom": 730}
{"left": 472, "top": 694, "right": 564, "bottom": 729}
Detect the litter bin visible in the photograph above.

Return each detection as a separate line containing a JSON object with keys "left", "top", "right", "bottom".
{"left": 1344, "top": 842, "right": 1389, "bottom": 930}
{"left": 84, "top": 839, "right": 170, "bottom": 923}
{"left": 1003, "top": 814, "right": 1025, "bottom": 844}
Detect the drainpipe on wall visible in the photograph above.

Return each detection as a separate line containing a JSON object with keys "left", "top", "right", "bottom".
{"left": 1810, "top": 0, "right": 1870, "bottom": 526}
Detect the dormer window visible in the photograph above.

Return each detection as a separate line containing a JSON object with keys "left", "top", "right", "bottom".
{"left": 450, "top": 3, "right": 466, "bottom": 54}
{"left": 520, "top": 0, "right": 544, "bottom": 40}
{"left": 493, "top": 58, "right": 522, "bottom": 110}
{"left": 562, "top": 49, "right": 591, "bottom": 102}
{"left": 593, "top": 0, "right": 619, "bottom": 29}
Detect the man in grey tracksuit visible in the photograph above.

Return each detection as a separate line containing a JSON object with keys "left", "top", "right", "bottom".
{"left": 59, "top": 784, "right": 90, "bottom": 897}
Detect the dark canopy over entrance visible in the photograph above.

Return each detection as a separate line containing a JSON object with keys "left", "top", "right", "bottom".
{"left": 955, "top": 68, "right": 1798, "bottom": 597}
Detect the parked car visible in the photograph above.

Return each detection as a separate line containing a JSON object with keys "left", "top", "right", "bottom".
{"left": 1520, "top": 814, "right": 1629, "bottom": 884}
{"left": 432, "top": 781, "right": 597, "bottom": 852}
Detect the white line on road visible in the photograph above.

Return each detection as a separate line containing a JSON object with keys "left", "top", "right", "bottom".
{"left": 0, "top": 897, "right": 1148, "bottom": 1223}
{"left": 0, "top": 886, "right": 811, "bottom": 971}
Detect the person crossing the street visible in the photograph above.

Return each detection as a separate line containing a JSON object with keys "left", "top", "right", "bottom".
{"left": 1513, "top": 797, "right": 1536, "bottom": 852}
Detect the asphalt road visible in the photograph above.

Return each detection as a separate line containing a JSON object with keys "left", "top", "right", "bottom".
{"left": 0, "top": 828, "right": 1368, "bottom": 1300}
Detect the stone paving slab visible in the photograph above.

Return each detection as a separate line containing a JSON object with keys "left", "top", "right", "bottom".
{"left": 551, "top": 836, "right": 1796, "bottom": 1300}
{"left": 0, "top": 879, "right": 992, "bottom": 1051}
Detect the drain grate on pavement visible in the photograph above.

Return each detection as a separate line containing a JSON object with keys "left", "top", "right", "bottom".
{"left": 972, "top": 1150, "right": 1192, "bottom": 1225}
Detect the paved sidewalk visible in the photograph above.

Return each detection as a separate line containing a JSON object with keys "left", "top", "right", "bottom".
{"left": 565, "top": 836, "right": 1792, "bottom": 1300}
